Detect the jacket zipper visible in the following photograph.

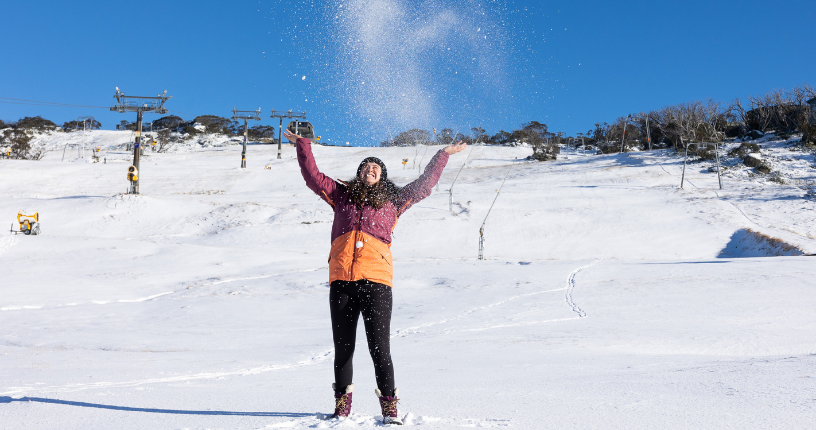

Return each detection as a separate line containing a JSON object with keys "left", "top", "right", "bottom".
{"left": 350, "top": 207, "right": 363, "bottom": 278}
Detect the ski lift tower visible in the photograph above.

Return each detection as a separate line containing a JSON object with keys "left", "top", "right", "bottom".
{"left": 232, "top": 107, "right": 262, "bottom": 168}
{"left": 110, "top": 87, "right": 171, "bottom": 194}
{"left": 78, "top": 116, "right": 95, "bottom": 131}
{"left": 270, "top": 109, "right": 306, "bottom": 160}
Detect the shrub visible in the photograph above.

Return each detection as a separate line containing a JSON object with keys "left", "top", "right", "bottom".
{"left": 687, "top": 143, "right": 717, "bottom": 161}
{"left": 490, "top": 130, "right": 512, "bottom": 145}
{"left": 798, "top": 111, "right": 816, "bottom": 145}
{"left": 380, "top": 129, "right": 433, "bottom": 147}
{"left": 728, "top": 142, "right": 760, "bottom": 158}
{"left": 117, "top": 120, "right": 135, "bottom": 131}
{"left": 13, "top": 116, "right": 58, "bottom": 131}
{"left": 152, "top": 115, "right": 186, "bottom": 131}
{"left": 599, "top": 142, "right": 621, "bottom": 154}
{"left": 193, "top": 115, "right": 236, "bottom": 135}
{"left": 768, "top": 172, "right": 786, "bottom": 184}
{"left": 436, "top": 128, "right": 455, "bottom": 146}
{"left": 743, "top": 154, "right": 771, "bottom": 174}
{"left": 63, "top": 118, "right": 101, "bottom": 131}
{"left": 531, "top": 142, "right": 560, "bottom": 161}
{"left": 247, "top": 124, "right": 276, "bottom": 141}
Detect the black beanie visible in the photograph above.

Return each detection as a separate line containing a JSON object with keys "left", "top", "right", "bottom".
{"left": 357, "top": 157, "right": 387, "bottom": 181}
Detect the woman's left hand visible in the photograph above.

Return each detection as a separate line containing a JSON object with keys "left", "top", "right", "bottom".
{"left": 444, "top": 140, "right": 468, "bottom": 155}
{"left": 283, "top": 129, "right": 303, "bottom": 143}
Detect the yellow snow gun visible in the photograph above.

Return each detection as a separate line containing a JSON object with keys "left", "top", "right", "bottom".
{"left": 127, "top": 165, "right": 138, "bottom": 181}
{"left": 13, "top": 211, "right": 40, "bottom": 235}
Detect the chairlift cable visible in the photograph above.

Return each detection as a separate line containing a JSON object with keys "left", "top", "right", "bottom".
{"left": 0, "top": 96, "right": 109, "bottom": 109}
{"left": 481, "top": 162, "right": 515, "bottom": 230}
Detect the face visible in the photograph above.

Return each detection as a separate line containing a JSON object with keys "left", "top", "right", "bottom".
{"left": 360, "top": 162, "right": 382, "bottom": 185}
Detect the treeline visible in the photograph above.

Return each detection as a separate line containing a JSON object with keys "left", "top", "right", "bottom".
{"left": 380, "top": 83, "right": 816, "bottom": 162}
{"left": 4, "top": 83, "right": 814, "bottom": 161}
{"left": 0, "top": 114, "right": 279, "bottom": 159}
{"left": 0, "top": 116, "right": 62, "bottom": 131}
{"left": 381, "top": 124, "right": 549, "bottom": 147}
{"left": 379, "top": 122, "right": 562, "bottom": 160}
{"left": 0, "top": 115, "right": 103, "bottom": 132}
{"left": 586, "top": 83, "right": 816, "bottom": 154}
{"left": 116, "top": 115, "right": 276, "bottom": 141}
{"left": 0, "top": 114, "right": 277, "bottom": 141}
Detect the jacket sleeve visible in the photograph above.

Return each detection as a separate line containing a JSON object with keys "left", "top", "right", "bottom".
{"left": 296, "top": 138, "right": 338, "bottom": 207}
{"left": 393, "top": 149, "right": 449, "bottom": 216}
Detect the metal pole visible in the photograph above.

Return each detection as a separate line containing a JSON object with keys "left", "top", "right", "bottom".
{"left": 680, "top": 137, "right": 688, "bottom": 189}
{"left": 715, "top": 139, "right": 723, "bottom": 190}
{"left": 132, "top": 111, "right": 143, "bottom": 194}
{"left": 449, "top": 147, "right": 474, "bottom": 212}
{"left": 646, "top": 116, "right": 651, "bottom": 151}
{"left": 241, "top": 118, "right": 248, "bottom": 168}
{"left": 417, "top": 145, "right": 429, "bottom": 172}
{"left": 277, "top": 117, "right": 283, "bottom": 159}
{"left": 620, "top": 121, "right": 627, "bottom": 153}
{"left": 478, "top": 226, "right": 485, "bottom": 260}
{"left": 478, "top": 164, "right": 514, "bottom": 260}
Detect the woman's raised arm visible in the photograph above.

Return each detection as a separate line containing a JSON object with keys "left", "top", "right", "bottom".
{"left": 291, "top": 130, "right": 338, "bottom": 207}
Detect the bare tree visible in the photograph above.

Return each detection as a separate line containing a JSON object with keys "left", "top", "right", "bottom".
{"left": 155, "top": 129, "right": 178, "bottom": 153}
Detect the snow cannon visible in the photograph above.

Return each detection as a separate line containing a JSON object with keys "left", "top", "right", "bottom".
{"left": 127, "top": 165, "right": 138, "bottom": 182}
{"left": 12, "top": 211, "right": 40, "bottom": 235}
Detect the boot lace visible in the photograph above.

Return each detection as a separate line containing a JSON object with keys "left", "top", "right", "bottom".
{"left": 334, "top": 393, "right": 351, "bottom": 416}
{"left": 380, "top": 397, "right": 399, "bottom": 417}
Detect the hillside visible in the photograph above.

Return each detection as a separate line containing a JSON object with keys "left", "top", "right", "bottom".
{"left": 1, "top": 134, "right": 814, "bottom": 429}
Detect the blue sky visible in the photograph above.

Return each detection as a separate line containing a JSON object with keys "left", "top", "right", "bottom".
{"left": 1, "top": 0, "right": 813, "bottom": 145}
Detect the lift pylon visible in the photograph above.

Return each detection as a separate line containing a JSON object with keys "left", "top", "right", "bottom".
{"left": 270, "top": 109, "right": 306, "bottom": 160}
{"left": 231, "top": 107, "right": 262, "bottom": 168}
{"left": 110, "top": 87, "right": 172, "bottom": 194}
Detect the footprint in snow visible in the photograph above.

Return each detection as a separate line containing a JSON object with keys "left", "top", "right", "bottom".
{"left": 257, "top": 412, "right": 510, "bottom": 428}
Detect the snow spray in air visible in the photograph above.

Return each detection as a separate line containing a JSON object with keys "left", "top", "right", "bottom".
{"left": 331, "top": 0, "right": 511, "bottom": 140}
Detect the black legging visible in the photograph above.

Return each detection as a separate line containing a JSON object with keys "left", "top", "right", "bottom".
{"left": 330, "top": 280, "right": 395, "bottom": 396}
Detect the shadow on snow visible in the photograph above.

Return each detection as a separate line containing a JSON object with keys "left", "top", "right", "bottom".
{"left": 0, "top": 396, "right": 313, "bottom": 418}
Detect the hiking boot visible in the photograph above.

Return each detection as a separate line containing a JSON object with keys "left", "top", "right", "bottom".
{"left": 375, "top": 387, "right": 403, "bottom": 425}
{"left": 330, "top": 383, "right": 354, "bottom": 418}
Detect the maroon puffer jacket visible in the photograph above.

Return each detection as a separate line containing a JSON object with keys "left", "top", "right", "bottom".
{"left": 297, "top": 138, "right": 449, "bottom": 286}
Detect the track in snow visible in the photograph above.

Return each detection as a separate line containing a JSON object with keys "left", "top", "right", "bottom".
{"left": 565, "top": 260, "right": 602, "bottom": 318}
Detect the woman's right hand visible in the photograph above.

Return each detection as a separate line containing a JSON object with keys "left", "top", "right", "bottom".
{"left": 283, "top": 129, "right": 304, "bottom": 143}
{"left": 443, "top": 140, "right": 468, "bottom": 155}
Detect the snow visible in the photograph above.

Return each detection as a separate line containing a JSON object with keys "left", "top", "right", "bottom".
{"left": 1, "top": 133, "right": 815, "bottom": 429}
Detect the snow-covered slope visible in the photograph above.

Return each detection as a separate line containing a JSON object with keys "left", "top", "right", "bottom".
{"left": 24, "top": 129, "right": 245, "bottom": 155}
{"left": 1, "top": 136, "right": 814, "bottom": 429}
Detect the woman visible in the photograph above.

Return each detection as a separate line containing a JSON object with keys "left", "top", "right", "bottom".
{"left": 285, "top": 128, "right": 467, "bottom": 425}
